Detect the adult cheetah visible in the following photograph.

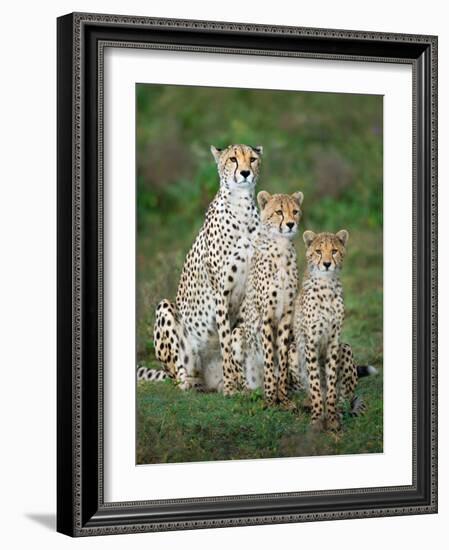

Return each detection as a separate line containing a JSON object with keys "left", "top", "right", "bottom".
{"left": 230, "top": 191, "right": 303, "bottom": 410}
{"left": 152, "top": 144, "right": 263, "bottom": 394}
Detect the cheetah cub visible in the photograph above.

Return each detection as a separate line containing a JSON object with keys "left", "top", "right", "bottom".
{"left": 289, "top": 230, "right": 363, "bottom": 431}
{"left": 230, "top": 191, "right": 303, "bottom": 410}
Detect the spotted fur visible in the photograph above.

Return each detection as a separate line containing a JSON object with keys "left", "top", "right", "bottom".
{"left": 230, "top": 191, "right": 303, "bottom": 410}
{"left": 150, "top": 144, "right": 263, "bottom": 394}
{"left": 289, "top": 230, "right": 372, "bottom": 430}
{"left": 137, "top": 366, "right": 169, "bottom": 382}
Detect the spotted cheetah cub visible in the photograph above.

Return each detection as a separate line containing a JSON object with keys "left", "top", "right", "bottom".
{"left": 289, "top": 230, "right": 362, "bottom": 430}
{"left": 230, "top": 191, "right": 303, "bottom": 410}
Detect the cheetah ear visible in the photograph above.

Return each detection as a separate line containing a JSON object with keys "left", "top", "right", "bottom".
{"left": 336, "top": 229, "right": 349, "bottom": 246}
{"left": 291, "top": 191, "right": 304, "bottom": 206}
{"left": 252, "top": 145, "right": 263, "bottom": 156}
{"left": 303, "top": 230, "right": 316, "bottom": 248}
{"left": 257, "top": 190, "right": 271, "bottom": 209}
{"left": 210, "top": 145, "right": 222, "bottom": 162}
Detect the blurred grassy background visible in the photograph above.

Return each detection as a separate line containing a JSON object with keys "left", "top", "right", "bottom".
{"left": 136, "top": 84, "right": 383, "bottom": 464}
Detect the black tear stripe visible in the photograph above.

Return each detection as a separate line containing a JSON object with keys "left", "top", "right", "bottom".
{"left": 278, "top": 199, "right": 284, "bottom": 233}
{"left": 233, "top": 148, "right": 239, "bottom": 181}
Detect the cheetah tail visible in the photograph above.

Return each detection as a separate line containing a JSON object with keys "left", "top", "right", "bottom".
{"left": 356, "top": 365, "right": 378, "bottom": 378}
{"left": 349, "top": 396, "right": 367, "bottom": 417}
{"left": 136, "top": 366, "right": 169, "bottom": 382}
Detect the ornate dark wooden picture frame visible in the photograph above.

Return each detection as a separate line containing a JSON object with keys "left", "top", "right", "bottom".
{"left": 57, "top": 12, "right": 438, "bottom": 537}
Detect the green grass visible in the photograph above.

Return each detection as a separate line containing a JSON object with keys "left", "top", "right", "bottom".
{"left": 137, "top": 373, "right": 383, "bottom": 464}
{"left": 135, "top": 84, "right": 383, "bottom": 464}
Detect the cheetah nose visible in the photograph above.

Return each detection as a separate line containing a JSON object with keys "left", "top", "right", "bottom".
{"left": 286, "top": 222, "right": 295, "bottom": 230}
{"left": 323, "top": 261, "right": 331, "bottom": 270}
{"left": 240, "top": 170, "right": 250, "bottom": 178}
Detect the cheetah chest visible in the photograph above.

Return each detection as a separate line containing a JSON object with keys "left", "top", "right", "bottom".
{"left": 268, "top": 248, "right": 296, "bottom": 322}
{"left": 228, "top": 235, "right": 254, "bottom": 318}
{"left": 308, "top": 290, "right": 344, "bottom": 354}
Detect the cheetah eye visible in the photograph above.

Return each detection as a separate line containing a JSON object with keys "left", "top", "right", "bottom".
{"left": 315, "top": 249, "right": 321, "bottom": 254}
{"left": 332, "top": 249, "right": 338, "bottom": 255}
{"left": 250, "top": 157, "right": 257, "bottom": 163}
{"left": 229, "top": 156, "right": 237, "bottom": 163}
{"left": 276, "top": 210, "right": 283, "bottom": 215}
{"left": 293, "top": 209, "right": 299, "bottom": 215}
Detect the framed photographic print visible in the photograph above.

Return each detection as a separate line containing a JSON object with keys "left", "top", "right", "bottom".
{"left": 57, "top": 12, "right": 438, "bottom": 536}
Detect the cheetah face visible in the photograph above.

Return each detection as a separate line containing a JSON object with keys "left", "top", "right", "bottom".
{"left": 257, "top": 191, "right": 304, "bottom": 239}
{"left": 211, "top": 144, "right": 263, "bottom": 190}
{"left": 303, "top": 230, "right": 349, "bottom": 274}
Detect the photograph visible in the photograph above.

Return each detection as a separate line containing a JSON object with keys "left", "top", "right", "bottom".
{"left": 135, "top": 83, "right": 384, "bottom": 465}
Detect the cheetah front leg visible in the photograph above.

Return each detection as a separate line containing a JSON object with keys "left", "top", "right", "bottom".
{"left": 305, "top": 338, "right": 325, "bottom": 430}
{"left": 276, "top": 315, "right": 297, "bottom": 412}
{"left": 287, "top": 342, "right": 305, "bottom": 392}
{"left": 153, "top": 299, "right": 203, "bottom": 391}
{"left": 215, "top": 294, "right": 243, "bottom": 396}
{"left": 261, "top": 317, "right": 277, "bottom": 407}
{"left": 230, "top": 325, "right": 250, "bottom": 391}
{"left": 325, "top": 336, "right": 341, "bottom": 431}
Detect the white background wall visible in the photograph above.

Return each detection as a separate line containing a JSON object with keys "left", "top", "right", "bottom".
{"left": 0, "top": 1, "right": 445, "bottom": 548}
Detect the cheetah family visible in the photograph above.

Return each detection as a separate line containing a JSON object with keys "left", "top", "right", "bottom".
{"left": 140, "top": 144, "right": 377, "bottom": 430}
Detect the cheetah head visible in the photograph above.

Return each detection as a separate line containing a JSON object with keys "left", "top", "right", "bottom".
{"left": 257, "top": 191, "right": 304, "bottom": 239}
{"left": 211, "top": 144, "right": 263, "bottom": 190}
{"left": 303, "top": 230, "right": 349, "bottom": 274}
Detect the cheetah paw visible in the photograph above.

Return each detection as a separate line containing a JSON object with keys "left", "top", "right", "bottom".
{"left": 223, "top": 386, "right": 239, "bottom": 397}
{"left": 301, "top": 396, "right": 312, "bottom": 411}
{"left": 278, "top": 398, "right": 298, "bottom": 413}
{"left": 311, "top": 418, "right": 326, "bottom": 432}
{"left": 326, "top": 415, "right": 341, "bottom": 432}
{"left": 263, "top": 398, "right": 278, "bottom": 409}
